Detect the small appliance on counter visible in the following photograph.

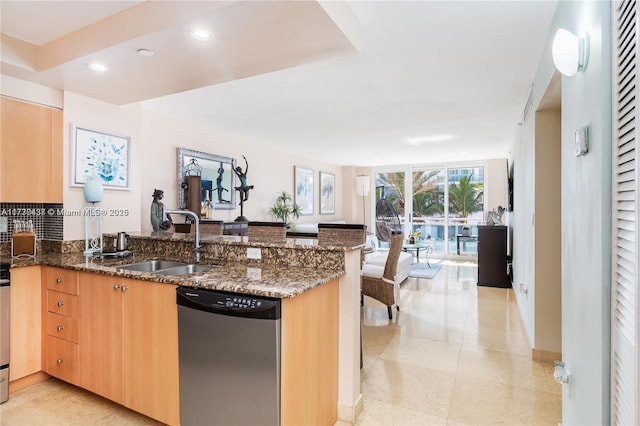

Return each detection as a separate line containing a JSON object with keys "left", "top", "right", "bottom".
{"left": 115, "top": 232, "right": 130, "bottom": 252}
{"left": 11, "top": 220, "right": 35, "bottom": 259}
{"left": 93, "top": 232, "right": 133, "bottom": 259}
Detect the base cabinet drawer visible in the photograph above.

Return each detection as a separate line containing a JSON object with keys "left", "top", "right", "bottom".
{"left": 46, "top": 312, "right": 79, "bottom": 343}
{"left": 47, "top": 290, "right": 79, "bottom": 318}
{"left": 45, "top": 336, "right": 78, "bottom": 385}
{"left": 44, "top": 267, "right": 78, "bottom": 295}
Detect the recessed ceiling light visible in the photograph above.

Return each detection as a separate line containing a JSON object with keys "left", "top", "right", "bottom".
{"left": 191, "top": 29, "right": 212, "bottom": 41}
{"left": 87, "top": 62, "right": 108, "bottom": 72}
{"left": 137, "top": 49, "right": 154, "bottom": 57}
{"left": 405, "top": 134, "right": 454, "bottom": 146}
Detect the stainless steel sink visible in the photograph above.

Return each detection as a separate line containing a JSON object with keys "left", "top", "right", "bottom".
{"left": 117, "top": 260, "right": 187, "bottom": 273}
{"left": 154, "top": 264, "right": 216, "bottom": 276}
{"left": 117, "top": 260, "right": 217, "bottom": 276}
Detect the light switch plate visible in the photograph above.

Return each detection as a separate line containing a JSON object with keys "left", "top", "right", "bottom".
{"left": 0, "top": 216, "right": 7, "bottom": 233}
{"left": 247, "top": 247, "right": 261, "bottom": 260}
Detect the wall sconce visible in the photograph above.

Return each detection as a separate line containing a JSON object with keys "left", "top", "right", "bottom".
{"left": 356, "top": 175, "right": 370, "bottom": 226}
{"left": 552, "top": 28, "right": 589, "bottom": 77}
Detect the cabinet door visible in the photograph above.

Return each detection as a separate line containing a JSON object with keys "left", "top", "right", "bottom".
{"left": 78, "top": 272, "right": 124, "bottom": 404}
{"left": 477, "top": 226, "right": 509, "bottom": 287}
{"left": 0, "top": 97, "right": 62, "bottom": 203}
{"left": 123, "top": 279, "right": 179, "bottom": 426}
{"left": 9, "top": 266, "right": 41, "bottom": 381}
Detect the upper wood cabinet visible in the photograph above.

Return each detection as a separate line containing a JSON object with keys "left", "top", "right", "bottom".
{"left": 0, "top": 97, "right": 63, "bottom": 203}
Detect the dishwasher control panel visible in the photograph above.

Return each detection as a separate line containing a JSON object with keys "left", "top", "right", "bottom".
{"left": 177, "top": 287, "right": 281, "bottom": 319}
{"left": 222, "top": 296, "right": 263, "bottom": 309}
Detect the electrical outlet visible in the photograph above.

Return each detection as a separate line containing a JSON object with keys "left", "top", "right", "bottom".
{"left": 0, "top": 216, "right": 7, "bottom": 233}
{"left": 247, "top": 247, "right": 262, "bottom": 260}
{"left": 247, "top": 267, "right": 262, "bottom": 280}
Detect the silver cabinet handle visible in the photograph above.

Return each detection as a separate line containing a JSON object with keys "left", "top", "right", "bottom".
{"left": 113, "top": 284, "right": 121, "bottom": 290}
{"left": 57, "top": 325, "right": 64, "bottom": 331}
{"left": 57, "top": 301, "right": 64, "bottom": 307}
{"left": 121, "top": 285, "right": 128, "bottom": 292}
{"left": 56, "top": 277, "right": 63, "bottom": 283}
{"left": 57, "top": 358, "right": 64, "bottom": 364}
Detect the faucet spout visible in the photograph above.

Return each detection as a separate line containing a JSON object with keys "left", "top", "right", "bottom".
{"left": 165, "top": 209, "right": 201, "bottom": 262}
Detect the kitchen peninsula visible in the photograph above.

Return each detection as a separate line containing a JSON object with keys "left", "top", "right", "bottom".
{"left": 5, "top": 233, "right": 364, "bottom": 425}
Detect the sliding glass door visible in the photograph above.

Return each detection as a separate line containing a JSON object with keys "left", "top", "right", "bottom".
{"left": 374, "top": 165, "right": 484, "bottom": 255}
{"left": 446, "top": 167, "right": 484, "bottom": 254}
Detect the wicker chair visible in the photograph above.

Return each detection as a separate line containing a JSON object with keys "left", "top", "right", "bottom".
{"left": 317, "top": 223, "right": 367, "bottom": 265}
{"left": 361, "top": 231, "right": 403, "bottom": 319}
{"left": 247, "top": 221, "right": 287, "bottom": 243}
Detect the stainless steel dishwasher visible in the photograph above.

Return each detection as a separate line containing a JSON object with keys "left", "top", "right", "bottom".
{"left": 1, "top": 262, "right": 10, "bottom": 404}
{"left": 177, "top": 286, "right": 281, "bottom": 426}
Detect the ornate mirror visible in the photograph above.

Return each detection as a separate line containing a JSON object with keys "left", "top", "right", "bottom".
{"left": 177, "top": 148, "right": 236, "bottom": 211}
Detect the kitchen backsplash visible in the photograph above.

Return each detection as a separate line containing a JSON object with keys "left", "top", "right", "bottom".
{"left": 0, "top": 202, "right": 64, "bottom": 243}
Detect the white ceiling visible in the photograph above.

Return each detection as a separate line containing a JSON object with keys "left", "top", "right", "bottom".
{"left": 0, "top": 0, "right": 558, "bottom": 167}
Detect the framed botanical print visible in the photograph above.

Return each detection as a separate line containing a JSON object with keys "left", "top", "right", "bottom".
{"left": 294, "top": 166, "right": 314, "bottom": 215}
{"left": 319, "top": 171, "right": 335, "bottom": 214}
{"left": 71, "top": 124, "right": 131, "bottom": 189}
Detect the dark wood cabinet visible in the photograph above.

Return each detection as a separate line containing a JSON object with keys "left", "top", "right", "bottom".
{"left": 477, "top": 225, "right": 510, "bottom": 287}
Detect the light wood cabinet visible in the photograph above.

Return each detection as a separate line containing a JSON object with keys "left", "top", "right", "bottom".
{"left": 0, "top": 97, "right": 62, "bottom": 203}
{"left": 281, "top": 278, "right": 339, "bottom": 426}
{"left": 123, "top": 278, "right": 179, "bottom": 426}
{"left": 78, "top": 272, "right": 124, "bottom": 403}
{"left": 9, "top": 266, "right": 42, "bottom": 381}
{"left": 79, "top": 272, "right": 179, "bottom": 426}
{"left": 43, "top": 267, "right": 79, "bottom": 295}
{"left": 43, "top": 267, "right": 79, "bottom": 385}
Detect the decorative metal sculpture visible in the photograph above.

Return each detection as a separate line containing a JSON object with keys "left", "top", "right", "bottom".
{"left": 486, "top": 206, "right": 505, "bottom": 225}
{"left": 233, "top": 155, "right": 254, "bottom": 222}
{"left": 151, "top": 189, "right": 172, "bottom": 232}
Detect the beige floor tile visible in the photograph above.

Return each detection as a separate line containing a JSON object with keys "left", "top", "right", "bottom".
{"left": 356, "top": 398, "right": 448, "bottom": 425}
{"left": 448, "top": 374, "right": 561, "bottom": 425}
{"left": 397, "top": 316, "right": 467, "bottom": 345}
{"left": 1, "top": 378, "right": 160, "bottom": 426}
{"left": 361, "top": 358, "right": 456, "bottom": 418}
{"left": 456, "top": 346, "right": 562, "bottom": 395}
{"left": 462, "top": 325, "right": 532, "bottom": 356}
{"left": 380, "top": 334, "right": 462, "bottom": 374}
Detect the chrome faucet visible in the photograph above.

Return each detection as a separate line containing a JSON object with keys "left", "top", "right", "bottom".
{"left": 165, "top": 209, "right": 202, "bottom": 263}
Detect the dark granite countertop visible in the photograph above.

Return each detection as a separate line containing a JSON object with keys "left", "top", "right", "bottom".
{"left": 2, "top": 251, "right": 344, "bottom": 299}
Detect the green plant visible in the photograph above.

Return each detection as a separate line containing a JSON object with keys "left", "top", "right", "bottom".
{"left": 448, "top": 173, "right": 484, "bottom": 219}
{"left": 268, "top": 191, "right": 302, "bottom": 224}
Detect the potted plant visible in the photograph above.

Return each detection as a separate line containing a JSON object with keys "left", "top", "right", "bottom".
{"left": 461, "top": 225, "right": 471, "bottom": 237}
{"left": 268, "top": 191, "right": 302, "bottom": 226}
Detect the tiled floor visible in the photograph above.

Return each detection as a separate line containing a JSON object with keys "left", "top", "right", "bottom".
{"left": 351, "top": 259, "right": 561, "bottom": 425}
{"left": 0, "top": 260, "right": 561, "bottom": 425}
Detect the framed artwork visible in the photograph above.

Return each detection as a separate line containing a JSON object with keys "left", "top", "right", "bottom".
{"left": 294, "top": 166, "right": 314, "bottom": 215}
{"left": 71, "top": 124, "right": 131, "bottom": 189}
{"left": 319, "top": 171, "right": 335, "bottom": 215}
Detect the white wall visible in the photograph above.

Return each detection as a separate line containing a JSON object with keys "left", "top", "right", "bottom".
{"left": 511, "top": 1, "right": 612, "bottom": 423}
{"left": 0, "top": 75, "right": 63, "bottom": 108}
{"left": 138, "top": 108, "right": 344, "bottom": 234}
{"left": 62, "top": 92, "right": 142, "bottom": 240}
{"left": 486, "top": 158, "right": 507, "bottom": 211}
